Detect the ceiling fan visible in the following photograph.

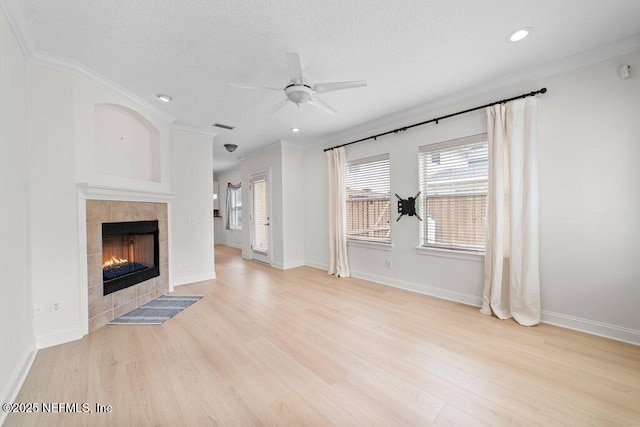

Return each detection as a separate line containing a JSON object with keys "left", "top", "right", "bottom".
{"left": 230, "top": 52, "right": 366, "bottom": 114}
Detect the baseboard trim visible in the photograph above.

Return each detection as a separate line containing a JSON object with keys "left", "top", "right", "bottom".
{"left": 37, "top": 326, "right": 84, "bottom": 349}
{"left": 272, "top": 261, "right": 306, "bottom": 270}
{"left": 306, "top": 260, "right": 640, "bottom": 346}
{"left": 350, "top": 269, "right": 483, "bottom": 307}
{"left": 541, "top": 310, "right": 640, "bottom": 346}
{"left": 348, "top": 270, "right": 640, "bottom": 345}
{"left": 283, "top": 261, "right": 306, "bottom": 270}
{"left": 305, "top": 260, "right": 329, "bottom": 271}
{"left": 0, "top": 340, "right": 37, "bottom": 426}
{"left": 216, "top": 242, "right": 242, "bottom": 250}
{"left": 172, "top": 272, "right": 217, "bottom": 287}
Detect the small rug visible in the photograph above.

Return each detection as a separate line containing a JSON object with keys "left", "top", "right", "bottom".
{"left": 109, "top": 295, "right": 203, "bottom": 325}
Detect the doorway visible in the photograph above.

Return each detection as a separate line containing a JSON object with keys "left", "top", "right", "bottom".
{"left": 250, "top": 172, "right": 270, "bottom": 264}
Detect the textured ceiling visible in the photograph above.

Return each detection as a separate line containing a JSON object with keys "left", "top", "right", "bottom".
{"left": 14, "top": 0, "right": 640, "bottom": 171}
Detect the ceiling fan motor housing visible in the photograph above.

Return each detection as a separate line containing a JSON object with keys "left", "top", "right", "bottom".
{"left": 285, "top": 84, "right": 313, "bottom": 104}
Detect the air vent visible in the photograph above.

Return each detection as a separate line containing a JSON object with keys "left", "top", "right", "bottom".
{"left": 213, "top": 123, "right": 235, "bottom": 130}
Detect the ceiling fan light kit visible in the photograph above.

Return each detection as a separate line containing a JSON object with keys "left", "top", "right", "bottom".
{"left": 285, "top": 84, "right": 312, "bottom": 105}
{"left": 230, "top": 52, "right": 367, "bottom": 114}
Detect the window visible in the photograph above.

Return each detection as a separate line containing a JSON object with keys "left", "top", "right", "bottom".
{"left": 226, "top": 183, "right": 242, "bottom": 230}
{"left": 419, "top": 134, "right": 488, "bottom": 252}
{"left": 346, "top": 154, "right": 391, "bottom": 243}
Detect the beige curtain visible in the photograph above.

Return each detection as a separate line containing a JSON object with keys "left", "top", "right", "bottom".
{"left": 481, "top": 98, "right": 540, "bottom": 326}
{"left": 327, "top": 147, "right": 350, "bottom": 277}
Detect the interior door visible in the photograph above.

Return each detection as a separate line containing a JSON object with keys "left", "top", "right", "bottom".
{"left": 250, "top": 174, "right": 270, "bottom": 264}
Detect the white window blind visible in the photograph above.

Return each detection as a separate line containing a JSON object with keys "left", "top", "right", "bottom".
{"left": 346, "top": 154, "right": 391, "bottom": 243}
{"left": 229, "top": 186, "right": 242, "bottom": 230}
{"left": 251, "top": 179, "right": 268, "bottom": 252}
{"left": 419, "top": 134, "right": 488, "bottom": 252}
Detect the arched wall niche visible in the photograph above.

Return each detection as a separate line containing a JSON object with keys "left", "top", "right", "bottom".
{"left": 94, "top": 103, "right": 161, "bottom": 182}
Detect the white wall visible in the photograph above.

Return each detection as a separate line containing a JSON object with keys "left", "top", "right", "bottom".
{"left": 304, "top": 49, "right": 640, "bottom": 343}
{"left": 281, "top": 141, "right": 306, "bottom": 269}
{"left": 214, "top": 167, "right": 243, "bottom": 249}
{"left": 536, "top": 50, "right": 640, "bottom": 335}
{"left": 170, "top": 129, "right": 215, "bottom": 285}
{"left": 27, "top": 63, "right": 82, "bottom": 344}
{"left": 0, "top": 9, "right": 35, "bottom": 414}
{"left": 237, "top": 140, "right": 307, "bottom": 269}
{"left": 73, "top": 76, "right": 172, "bottom": 192}
{"left": 94, "top": 104, "right": 160, "bottom": 182}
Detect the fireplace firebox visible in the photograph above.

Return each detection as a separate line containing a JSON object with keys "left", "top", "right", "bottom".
{"left": 102, "top": 220, "right": 159, "bottom": 296}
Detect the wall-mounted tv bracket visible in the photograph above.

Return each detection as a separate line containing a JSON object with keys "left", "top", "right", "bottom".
{"left": 396, "top": 192, "right": 422, "bottom": 222}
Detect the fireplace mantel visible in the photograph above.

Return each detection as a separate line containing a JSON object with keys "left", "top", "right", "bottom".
{"left": 78, "top": 183, "right": 176, "bottom": 203}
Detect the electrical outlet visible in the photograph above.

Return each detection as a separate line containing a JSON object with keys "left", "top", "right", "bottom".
{"left": 385, "top": 260, "right": 392, "bottom": 269}
{"left": 34, "top": 303, "right": 45, "bottom": 316}
{"left": 51, "top": 300, "right": 62, "bottom": 313}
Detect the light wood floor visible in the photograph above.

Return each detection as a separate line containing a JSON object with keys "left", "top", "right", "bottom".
{"left": 8, "top": 245, "right": 640, "bottom": 426}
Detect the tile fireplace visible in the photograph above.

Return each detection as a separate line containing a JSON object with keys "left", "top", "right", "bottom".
{"left": 86, "top": 200, "right": 168, "bottom": 331}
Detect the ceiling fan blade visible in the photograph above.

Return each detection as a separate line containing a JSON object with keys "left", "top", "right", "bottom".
{"left": 267, "top": 98, "right": 290, "bottom": 114}
{"left": 308, "top": 96, "right": 337, "bottom": 114}
{"left": 229, "top": 83, "right": 281, "bottom": 92}
{"left": 287, "top": 52, "right": 303, "bottom": 84}
{"left": 313, "top": 80, "right": 367, "bottom": 94}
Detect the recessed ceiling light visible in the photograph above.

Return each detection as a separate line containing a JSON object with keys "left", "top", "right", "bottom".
{"left": 507, "top": 27, "right": 532, "bottom": 43}
{"left": 156, "top": 94, "right": 173, "bottom": 103}
{"left": 291, "top": 127, "right": 301, "bottom": 133}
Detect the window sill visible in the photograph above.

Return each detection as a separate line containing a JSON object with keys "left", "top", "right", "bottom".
{"left": 347, "top": 240, "right": 393, "bottom": 251}
{"left": 415, "top": 246, "right": 484, "bottom": 262}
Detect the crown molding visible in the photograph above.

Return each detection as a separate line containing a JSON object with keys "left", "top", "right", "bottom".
{"left": 1, "top": 0, "right": 175, "bottom": 124}
{"left": 5, "top": 0, "right": 640, "bottom": 142}
{"left": 171, "top": 123, "right": 218, "bottom": 137}
{"left": 0, "top": 0, "right": 36, "bottom": 58}
{"left": 240, "top": 140, "right": 283, "bottom": 162}
{"left": 30, "top": 51, "right": 175, "bottom": 123}
{"left": 311, "top": 34, "right": 640, "bottom": 150}
{"left": 459, "top": 32, "right": 640, "bottom": 103}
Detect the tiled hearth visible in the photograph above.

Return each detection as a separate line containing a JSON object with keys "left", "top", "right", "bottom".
{"left": 86, "top": 200, "right": 169, "bottom": 331}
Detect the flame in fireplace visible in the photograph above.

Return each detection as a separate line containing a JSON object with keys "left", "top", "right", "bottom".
{"left": 103, "top": 256, "right": 129, "bottom": 268}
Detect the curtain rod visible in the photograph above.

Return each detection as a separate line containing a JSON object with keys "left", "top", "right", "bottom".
{"left": 323, "top": 87, "right": 547, "bottom": 152}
